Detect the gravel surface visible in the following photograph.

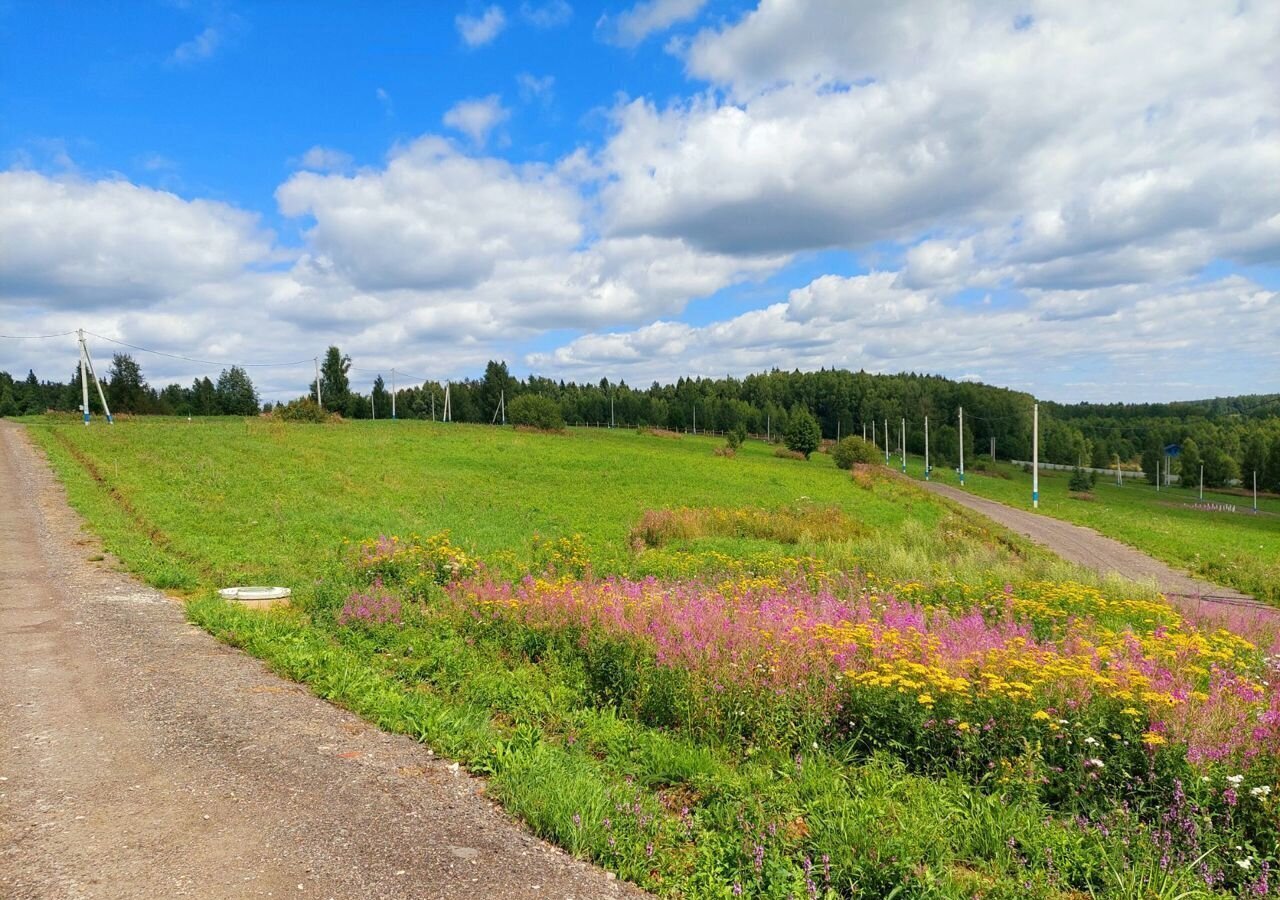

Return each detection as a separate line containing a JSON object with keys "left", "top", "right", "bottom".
{"left": 919, "top": 480, "right": 1276, "bottom": 616}
{"left": 0, "top": 422, "right": 645, "bottom": 900}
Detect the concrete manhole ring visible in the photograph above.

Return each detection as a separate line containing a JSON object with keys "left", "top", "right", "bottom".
{"left": 218, "top": 586, "right": 292, "bottom": 609}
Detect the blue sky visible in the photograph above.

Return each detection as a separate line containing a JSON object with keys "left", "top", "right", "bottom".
{"left": 2, "top": 1, "right": 1277, "bottom": 402}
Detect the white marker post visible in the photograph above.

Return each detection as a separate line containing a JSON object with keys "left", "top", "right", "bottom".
{"left": 924, "top": 415, "right": 930, "bottom": 480}
{"left": 872, "top": 420, "right": 876, "bottom": 449}
{"left": 1032, "top": 403, "right": 1039, "bottom": 508}
{"left": 958, "top": 406, "right": 965, "bottom": 487}
{"left": 78, "top": 331, "right": 112, "bottom": 424}
{"left": 901, "top": 417, "right": 906, "bottom": 473}
{"left": 315, "top": 357, "right": 323, "bottom": 409}
{"left": 1255, "top": 471, "right": 1259, "bottom": 513}
{"left": 1200, "top": 463, "right": 1204, "bottom": 500}
{"left": 884, "top": 418, "right": 889, "bottom": 463}
{"left": 79, "top": 331, "right": 90, "bottom": 425}
{"left": 391, "top": 368, "right": 396, "bottom": 420}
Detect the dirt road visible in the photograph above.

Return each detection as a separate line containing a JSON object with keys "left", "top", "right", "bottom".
{"left": 0, "top": 422, "right": 640, "bottom": 900}
{"left": 918, "top": 480, "right": 1270, "bottom": 611}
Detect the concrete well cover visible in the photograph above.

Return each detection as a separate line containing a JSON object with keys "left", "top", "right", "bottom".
{"left": 218, "top": 586, "right": 292, "bottom": 601}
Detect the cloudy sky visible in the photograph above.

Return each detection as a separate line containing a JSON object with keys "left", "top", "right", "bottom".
{"left": 1, "top": 0, "right": 1277, "bottom": 402}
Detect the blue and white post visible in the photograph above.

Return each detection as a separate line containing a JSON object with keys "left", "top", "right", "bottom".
{"left": 1032, "top": 402, "right": 1039, "bottom": 509}
{"left": 78, "top": 330, "right": 90, "bottom": 425}
{"left": 884, "top": 418, "right": 889, "bottom": 464}
{"left": 901, "top": 417, "right": 907, "bottom": 473}
{"left": 958, "top": 406, "right": 965, "bottom": 487}
{"left": 79, "top": 329, "right": 113, "bottom": 424}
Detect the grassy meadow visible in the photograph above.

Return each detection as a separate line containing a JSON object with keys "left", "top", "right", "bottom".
{"left": 26, "top": 416, "right": 1092, "bottom": 595}
{"left": 24, "top": 416, "right": 1280, "bottom": 899}
{"left": 903, "top": 453, "right": 1280, "bottom": 605}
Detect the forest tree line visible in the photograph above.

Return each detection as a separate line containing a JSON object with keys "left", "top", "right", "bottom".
{"left": 3, "top": 345, "right": 1278, "bottom": 489}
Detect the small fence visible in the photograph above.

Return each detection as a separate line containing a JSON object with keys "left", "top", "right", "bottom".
{"left": 1189, "top": 502, "right": 1237, "bottom": 513}
{"left": 1010, "top": 460, "right": 1159, "bottom": 483}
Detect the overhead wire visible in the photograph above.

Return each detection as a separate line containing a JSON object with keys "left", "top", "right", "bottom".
{"left": 83, "top": 331, "right": 314, "bottom": 369}
{"left": 0, "top": 330, "right": 77, "bottom": 340}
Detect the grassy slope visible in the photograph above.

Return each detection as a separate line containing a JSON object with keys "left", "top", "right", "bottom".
{"left": 26, "top": 417, "right": 1090, "bottom": 597}
{"left": 24, "top": 417, "right": 1214, "bottom": 898}
{"left": 894, "top": 452, "right": 1280, "bottom": 603}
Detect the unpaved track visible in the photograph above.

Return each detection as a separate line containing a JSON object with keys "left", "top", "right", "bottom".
{"left": 0, "top": 422, "right": 640, "bottom": 900}
{"left": 918, "top": 479, "right": 1268, "bottom": 609}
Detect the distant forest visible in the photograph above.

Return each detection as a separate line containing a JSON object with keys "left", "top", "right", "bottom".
{"left": 3, "top": 345, "right": 1278, "bottom": 489}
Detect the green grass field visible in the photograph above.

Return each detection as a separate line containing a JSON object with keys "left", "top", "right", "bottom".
{"left": 25, "top": 416, "right": 1101, "bottom": 597}
{"left": 894, "top": 452, "right": 1280, "bottom": 604}
{"left": 22, "top": 417, "right": 1280, "bottom": 899}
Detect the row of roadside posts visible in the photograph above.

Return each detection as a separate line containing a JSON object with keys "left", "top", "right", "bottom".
{"left": 864, "top": 402, "right": 1261, "bottom": 514}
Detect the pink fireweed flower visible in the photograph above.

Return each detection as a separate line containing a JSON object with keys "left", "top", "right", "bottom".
{"left": 445, "top": 574, "right": 1278, "bottom": 766}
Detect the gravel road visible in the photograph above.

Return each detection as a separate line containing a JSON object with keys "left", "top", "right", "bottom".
{"left": 0, "top": 422, "right": 642, "bottom": 900}
{"left": 918, "top": 479, "right": 1274, "bottom": 616}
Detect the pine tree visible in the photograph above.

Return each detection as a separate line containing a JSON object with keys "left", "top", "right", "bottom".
{"left": 106, "top": 353, "right": 147, "bottom": 413}
{"left": 317, "top": 346, "right": 351, "bottom": 410}
{"left": 215, "top": 366, "right": 260, "bottom": 416}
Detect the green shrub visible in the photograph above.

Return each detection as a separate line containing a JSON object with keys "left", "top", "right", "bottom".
{"left": 274, "top": 397, "right": 332, "bottom": 423}
{"left": 509, "top": 394, "right": 566, "bottom": 431}
{"left": 831, "top": 436, "right": 880, "bottom": 469}
{"left": 725, "top": 422, "right": 747, "bottom": 451}
{"left": 783, "top": 407, "right": 821, "bottom": 458}
{"left": 1068, "top": 467, "right": 1095, "bottom": 492}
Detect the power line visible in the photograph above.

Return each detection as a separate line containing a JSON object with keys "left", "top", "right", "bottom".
{"left": 349, "top": 364, "right": 434, "bottom": 383}
{"left": 0, "top": 330, "right": 77, "bottom": 340}
{"left": 83, "top": 331, "right": 313, "bottom": 369}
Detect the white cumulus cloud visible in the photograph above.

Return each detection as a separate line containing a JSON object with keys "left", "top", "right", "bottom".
{"left": 598, "top": 0, "right": 707, "bottom": 46}
{"left": 456, "top": 6, "right": 507, "bottom": 47}
{"left": 442, "top": 95, "right": 511, "bottom": 146}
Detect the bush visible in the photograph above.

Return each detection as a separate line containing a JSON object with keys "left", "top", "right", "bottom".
{"left": 783, "top": 408, "right": 821, "bottom": 458}
{"left": 509, "top": 394, "right": 566, "bottom": 431}
{"left": 774, "top": 446, "right": 807, "bottom": 461}
{"left": 831, "top": 436, "right": 880, "bottom": 470}
{"left": 725, "top": 422, "right": 747, "bottom": 451}
{"left": 1068, "top": 467, "right": 1095, "bottom": 492}
{"left": 274, "top": 398, "right": 332, "bottom": 423}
